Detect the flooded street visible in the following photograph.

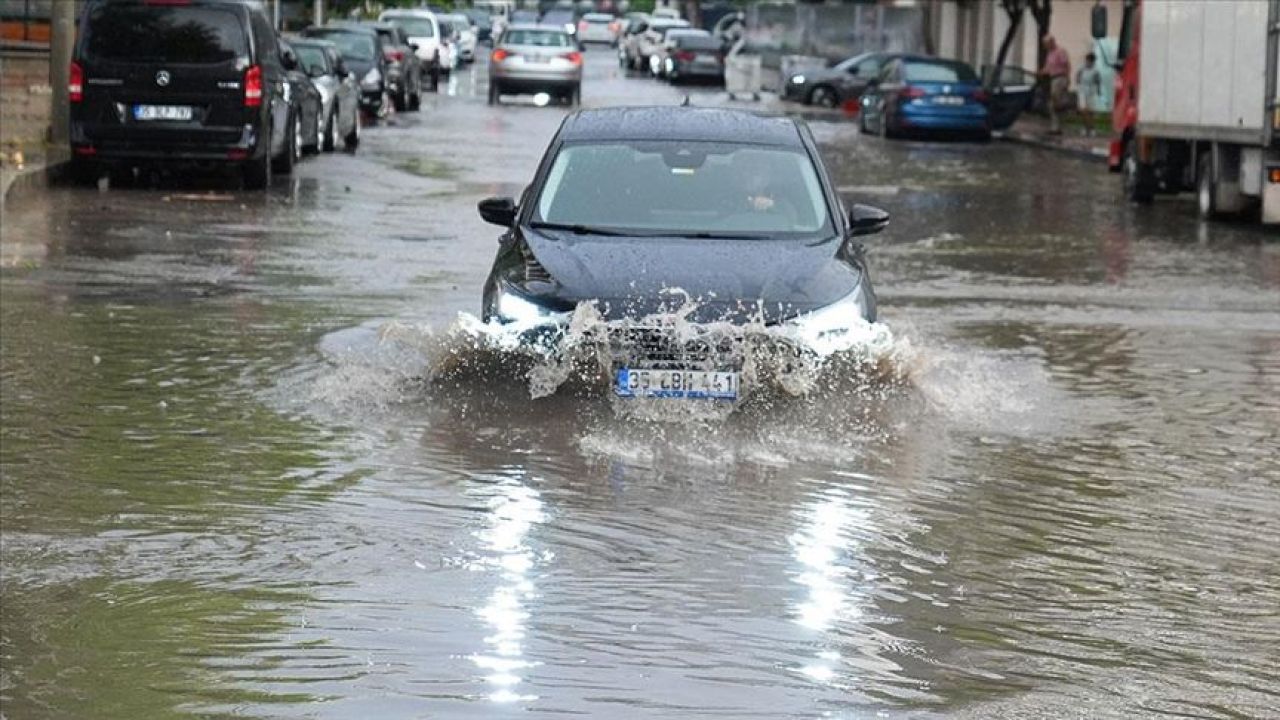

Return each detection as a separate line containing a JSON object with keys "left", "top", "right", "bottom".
{"left": 3, "top": 49, "right": 1279, "bottom": 719}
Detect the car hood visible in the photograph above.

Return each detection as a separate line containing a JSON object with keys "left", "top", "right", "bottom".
{"left": 519, "top": 228, "right": 860, "bottom": 323}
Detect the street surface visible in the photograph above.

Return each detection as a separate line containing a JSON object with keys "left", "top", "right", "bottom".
{"left": 2, "top": 48, "right": 1279, "bottom": 719}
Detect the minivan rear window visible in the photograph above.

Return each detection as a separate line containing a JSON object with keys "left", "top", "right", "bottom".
{"left": 82, "top": 4, "right": 247, "bottom": 65}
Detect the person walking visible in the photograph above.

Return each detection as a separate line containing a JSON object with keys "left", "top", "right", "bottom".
{"left": 1039, "top": 34, "right": 1071, "bottom": 135}
{"left": 1075, "top": 52, "right": 1105, "bottom": 136}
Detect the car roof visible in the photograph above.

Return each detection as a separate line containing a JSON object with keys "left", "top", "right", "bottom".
{"left": 560, "top": 107, "right": 803, "bottom": 147}
{"left": 505, "top": 23, "right": 569, "bottom": 33}
{"left": 380, "top": 9, "right": 436, "bottom": 17}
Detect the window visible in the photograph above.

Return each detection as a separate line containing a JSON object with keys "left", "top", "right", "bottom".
{"left": 855, "top": 57, "right": 882, "bottom": 78}
{"left": 535, "top": 141, "right": 832, "bottom": 238}
{"left": 503, "top": 29, "right": 573, "bottom": 47}
{"left": 294, "top": 45, "right": 330, "bottom": 75}
{"left": 83, "top": 5, "right": 248, "bottom": 64}
{"left": 903, "top": 60, "right": 979, "bottom": 84}
{"left": 306, "top": 30, "right": 376, "bottom": 61}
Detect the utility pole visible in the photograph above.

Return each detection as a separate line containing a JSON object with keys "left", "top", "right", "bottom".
{"left": 49, "top": 0, "right": 76, "bottom": 145}
{"left": 314, "top": 0, "right": 324, "bottom": 27}
{"left": 273, "top": 0, "right": 281, "bottom": 30}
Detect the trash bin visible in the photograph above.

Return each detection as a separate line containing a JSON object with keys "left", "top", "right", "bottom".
{"left": 725, "top": 41, "right": 763, "bottom": 101}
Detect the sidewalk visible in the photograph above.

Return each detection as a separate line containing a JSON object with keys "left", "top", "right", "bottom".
{"left": 1, "top": 45, "right": 67, "bottom": 209}
{"left": 1000, "top": 113, "right": 1110, "bottom": 163}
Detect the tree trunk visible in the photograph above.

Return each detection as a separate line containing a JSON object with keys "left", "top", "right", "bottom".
{"left": 995, "top": 0, "right": 1025, "bottom": 72}
{"left": 1029, "top": 0, "right": 1053, "bottom": 69}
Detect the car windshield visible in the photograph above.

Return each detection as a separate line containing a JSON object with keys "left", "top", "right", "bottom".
{"left": 463, "top": 11, "right": 491, "bottom": 28}
{"left": 82, "top": 4, "right": 247, "bottom": 64}
{"left": 512, "top": 10, "right": 539, "bottom": 22}
{"left": 535, "top": 141, "right": 832, "bottom": 238}
{"left": 584, "top": 14, "right": 612, "bottom": 23}
{"left": 542, "top": 11, "right": 573, "bottom": 24}
{"left": 904, "top": 60, "right": 979, "bottom": 83}
{"left": 306, "top": 30, "right": 376, "bottom": 61}
{"left": 294, "top": 45, "right": 330, "bottom": 75}
{"left": 383, "top": 16, "right": 435, "bottom": 38}
{"left": 503, "top": 29, "right": 573, "bottom": 47}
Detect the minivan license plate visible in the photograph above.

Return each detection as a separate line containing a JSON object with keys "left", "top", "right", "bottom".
{"left": 615, "top": 368, "right": 738, "bottom": 400}
{"left": 134, "top": 105, "right": 193, "bottom": 121}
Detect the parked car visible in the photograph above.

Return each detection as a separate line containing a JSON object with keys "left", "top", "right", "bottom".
{"left": 461, "top": 8, "right": 495, "bottom": 43}
{"left": 69, "top": 0, "right": 302, "bottom": 188}
{"left": 577, "top": 12, "right": 617, "bottom": 44}
{"left": 617, "top": 15, "right": 650, "bottom": 70}
{"left": 661, "top": 33, "right": 725, "bottom": 84}
{"left": 475, "top": 107, "right": 885, "bottom": 404}
{"left": 277, "top": 39, "right": 324, "bottom": 158}
{"left": 289, "top": 38, "right": 361, "bottom": 151}
{"left": 784, "top": 51, "right": 897, "bottom": 109}
{"left": 540, "top": 8, "right": 577, "bottom": 37}
{"left": 301, "top": 25, "right": 392, "bottom": 117}
{"left": 377, "top": 8, "right": 444, "bottom": 91}
{"left": 859, "top": 56, "right": 991, "bottom": 140}
{"left": 438, "top": 14, "right": 479, "bottom": 63}
{"left": 364, "top": 22, "right": 425, "bottom": 110}
{"left": 635, "top": 19, "right": 690, "bottom": 72}
{"left": 488, "top": 25, "right": 583, "bottom": 106}
{"left": 650, "top": 7, "right": 681, "bottom": 21}
{"left": 650, "top": 28, "right": 710, "bottom": 78}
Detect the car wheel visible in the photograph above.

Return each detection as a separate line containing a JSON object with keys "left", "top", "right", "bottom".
{"left": 809, "top": 85, "right": 838, "bottom": 108}
{"left": 344, "top": 110, "right": 360, "bottom": 150}
{"left": 322, "top": 111, "right": 337, "bottom": 152}
{"left": 1197, "top": 154, "right": 1217, "bottom": 219}
{"left": 1123, "top": 138, "right": 1154, "bottom": 204}
{"left": 69, "top": 157, "right": 100, "bottom": 186}
{"left": 244, "top": 127, "right": 271, "bottom": 189}
{"left": 571, "top": 84, "right": 581, "bottom": 106}
{"left": 488, "top": 81, "right": 500, "bottom": 105}
{"left": 410, "top": 85, "right": 421, "bottom": 111}
{"left": 272, "top": 113, "right": 297, "bottom": 174}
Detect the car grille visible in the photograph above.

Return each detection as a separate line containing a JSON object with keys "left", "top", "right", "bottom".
{"left": 610, "top": 326, "right": 742, "bottom": 371}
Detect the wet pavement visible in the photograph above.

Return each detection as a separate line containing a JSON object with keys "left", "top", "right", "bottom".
{"left": 2, "top": 49, "right": 1279, "bottom": 719}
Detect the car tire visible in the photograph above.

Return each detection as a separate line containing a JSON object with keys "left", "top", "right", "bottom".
{"left": 69, "top": 157, "right": 100, "bottom": 186}
{"left": 393, "top": 86, "right": 407, "bottom": 112}
{"left": 1123, "top": 137, "right": 1155, "bottom": 205}
{"left": 488, "top": 81, "right": 500, "bottom": 105}
{"left": 244, "top": 129, "right": 271, "bottom": 190}
{"left": 570, "top": 84, "right": 581, "bottom": 106}
{"left": 809, "top": 85, "right": 838, "bottom": 108}
{"left": 410, "top": 87, "right": 421, "bottom": 111}
{"left": 272, "top": 113, "right": 297, "bottom": 175}
{"left": 303, "top": 112, "right": 321, "bottom": 155}
{"left": 344, "top": 111, "right": 360, "bottom": 150}
{"left": 322, "top": 111, "right": 337, "bottom": 152}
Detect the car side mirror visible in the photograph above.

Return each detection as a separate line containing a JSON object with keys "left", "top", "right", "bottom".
{"left": 410, "top": 43, "right": 420, "bottom": 51}
{"left": 847, "top": 204, "right": 889, "bottom": 236}
{"left": 479, "top": 196, "right": 518, "bottom": 227}
{"left": 281, "top": 48, "right": 299, "bottom": 71}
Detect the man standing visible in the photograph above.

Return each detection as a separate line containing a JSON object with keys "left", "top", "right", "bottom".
{"left": 1039, "top": 34, "right": 1071, "bottom": 135}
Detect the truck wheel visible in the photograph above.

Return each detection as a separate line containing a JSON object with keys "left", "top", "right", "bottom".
{"left": 1197, "top": 154, "right": 1218, "bottom": 219}
{"left": 1123, "top": 138, "right": 1154, "bottom": 204}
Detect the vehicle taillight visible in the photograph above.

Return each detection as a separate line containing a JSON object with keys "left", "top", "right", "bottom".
{"left": 673, "top": 50, "right": 695, "bottom": 62}
{"left": 609, "top": 21, "right": 620, "bottom": 32}
{"left": 562, "top": 51, "right": 583, "bottom": 65}
{"left": 244, "top": 65, "right": 262, "bottom": 107}
{"left": 578, "top": 20, "right": 588, "bottom": 31}
{"left": 901, "top": 86, "right": 927, "bottom": 99}
{"left": 386, "top": 49, "right": 405, "bottom": 62}
{"left": 491, "top": 49, "right": 510, "bottom": 63}
{"left": 69, "top": 61, "right": 83, "bottom": 103}
{"left": 972, "top": 89, "right": 990, "bottom": 103}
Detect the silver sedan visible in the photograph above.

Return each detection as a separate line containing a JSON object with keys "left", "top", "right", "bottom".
{"left": 488, "top": 25, "right": 583, "bottom": 105}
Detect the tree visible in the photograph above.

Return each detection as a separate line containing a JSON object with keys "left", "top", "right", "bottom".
{"left": 1028, "top": 0, "right": 1053, "bottom": 68}
{"left": 994, "top": 0, "right": 1026, "bottom": 72}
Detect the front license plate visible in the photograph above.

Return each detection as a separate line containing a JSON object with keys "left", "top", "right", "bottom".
{"left": 615, "top": 368, "right": 739, "bottom": 400}
{"left": 933, "top": 95, "right": 964, "bottom": 105}
{"left": 134, "top": 104, "right": 193, "bottom": 121}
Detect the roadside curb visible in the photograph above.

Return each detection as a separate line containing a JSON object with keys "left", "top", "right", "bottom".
{"left": 0, "top": 155, "right": 69, "bottom": 211}
{"left": 998, "top": 130, "right": 1109, "bottom": 163}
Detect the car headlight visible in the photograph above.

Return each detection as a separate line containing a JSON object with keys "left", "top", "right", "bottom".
{"left": 493, "top": 287, "right": 571, "bottom": 327}
{"left": 361, "top": 68, "right": 382, "bottom": 89}
{"left": 786, "top": 289, "right": 870, "bottom": 348}
{"left": 791, "top": 74, "right": 805, "bottom": 84}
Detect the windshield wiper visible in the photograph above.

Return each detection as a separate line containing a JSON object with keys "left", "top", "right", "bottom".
{"left": 527, "top": 221, "right": 629, "bottom": 237}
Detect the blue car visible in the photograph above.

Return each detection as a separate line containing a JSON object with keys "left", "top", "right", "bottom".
{"left": 859, "top": 56, "right": 991, "bottom": 140}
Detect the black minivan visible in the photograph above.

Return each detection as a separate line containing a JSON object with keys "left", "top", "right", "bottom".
{"left": 70, "top": 0, "right": 302, "bottom": 189}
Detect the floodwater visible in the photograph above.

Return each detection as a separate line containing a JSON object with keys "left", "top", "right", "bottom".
{"left": 2, "top": 51, "right": 1279, "bottom": 719}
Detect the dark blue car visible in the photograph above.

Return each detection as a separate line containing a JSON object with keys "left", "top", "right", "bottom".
{"left": 859, "top": 56, "right": 991, "bottom": 140}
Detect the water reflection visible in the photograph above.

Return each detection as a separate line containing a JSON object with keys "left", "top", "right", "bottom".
{"left": 788, "top": 484, "right": 874, "bottom": 686}
{"left": 469, "top": 472, "right": 546, "bottom": 704}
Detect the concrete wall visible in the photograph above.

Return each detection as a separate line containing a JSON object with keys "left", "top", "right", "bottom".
{"left": 0, "top": 51, "right": 52, "bottom": 148}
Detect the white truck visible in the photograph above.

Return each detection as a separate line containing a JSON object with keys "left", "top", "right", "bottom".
{"left": 1104, "top": 0, "right": 1280, "bottom": 224}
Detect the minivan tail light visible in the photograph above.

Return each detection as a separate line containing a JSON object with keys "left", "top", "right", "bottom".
{"left": 386, "top": 49, "right": 404, "bottom": 62}
{"left": 244, "top": 65, "right": 262, "bottom": 107}
{"left": 69, "top": 61, "right": 83, "bottom": 103}
{"left": 901, "top": 86, "right": 927, "bottom": 99}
